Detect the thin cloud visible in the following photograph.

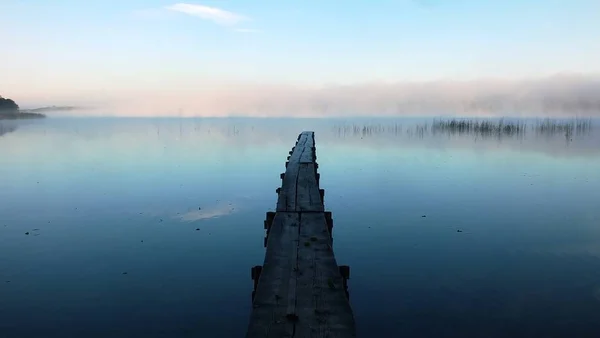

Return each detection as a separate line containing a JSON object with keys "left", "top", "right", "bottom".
{"left": 234, "top": 28, "right": 261, "bottom": 33}
{"left": 166, "top": 3, "right": 247, "bottom": 26}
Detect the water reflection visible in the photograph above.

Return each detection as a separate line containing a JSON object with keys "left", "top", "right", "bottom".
{"left": 329, "top": 118, "right": 600, "bottom": 159}
{"left": 5, "top": 117, "right": 597, "bottom": 158}
{"left": 0, "top": 117, "right": 599, "bottom": 338}
{"left": 177, "top": 202, "right": 238, "bottom": 222}
{"left": 0, "top": 121, "right": 18, "bottom": 137}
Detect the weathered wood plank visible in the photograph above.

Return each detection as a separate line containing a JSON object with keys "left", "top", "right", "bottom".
{"left": 294, "top": 213, "right": 357, "bottom": 337}
{"left": 299, "top": 132, "right": 315, "bottom": 163}
{"left": 277, "top": 132, "right": 321, "bottom": 212}
{"left": 277, "top": 133, "right": 309, "bottom": 212}
{"left": 288, "top": 132, "right": 310, "bottom": 164}
{"left": 248, "top": 131, "right": 355, "bottom": 338}
{"left": 287, "top": 132, "right": 315, "bottom": 166}
{"left": 277, "top": 162, "right": 299, "bottom": 212}
{"left": 246, "top": 213, "right": 300, "bottom": 338}
{"left": 296, "top": 163, "right": 324, "bottom": 212}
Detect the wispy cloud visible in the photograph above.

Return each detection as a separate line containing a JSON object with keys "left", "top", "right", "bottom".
{"left": 165, "top": 3, "right": 247, "bottom": 26}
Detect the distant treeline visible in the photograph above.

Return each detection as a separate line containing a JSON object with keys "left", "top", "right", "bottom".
{"left": 22, "top": 106, "right": 78, "bottom": 113}
{"left": 0, "top": 95, "right": 43, "bottom": 119}
{"left": 1, "top": 95, "right": 49, "bottom": 119}
{"left": 0, "top": 96, "right": 19, "bottom": 112}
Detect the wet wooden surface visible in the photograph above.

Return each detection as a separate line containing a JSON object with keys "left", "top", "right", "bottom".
{"left": 276, "top": 132, "right": 323, "bottom": 213}
{"left": 246, "top": 131, "right": 356, "bottom": 338}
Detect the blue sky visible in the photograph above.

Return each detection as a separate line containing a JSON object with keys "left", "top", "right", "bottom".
{"left": 1, "top": 1, "right": 599, "bottom": 113}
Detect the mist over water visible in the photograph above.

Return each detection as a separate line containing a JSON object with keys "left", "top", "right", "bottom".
{"left": 1, "top": 116, "right": 600, "bottom": 337}
{"left": 16, "top": 75, "right": 600, "bottom": 118}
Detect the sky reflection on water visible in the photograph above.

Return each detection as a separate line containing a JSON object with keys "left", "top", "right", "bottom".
{"left": 1, "top": 117, "right": 599, "bottom": 337}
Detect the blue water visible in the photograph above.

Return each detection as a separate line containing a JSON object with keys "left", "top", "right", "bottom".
{"left": 1, "top": 117, "right": 600, "bottom": 337}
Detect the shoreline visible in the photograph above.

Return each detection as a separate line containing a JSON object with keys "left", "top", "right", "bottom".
{"left": 0, "top": 112, "right": 46, "bottom": 120}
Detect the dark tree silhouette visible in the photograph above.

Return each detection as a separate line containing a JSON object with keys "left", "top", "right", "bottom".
{"left": 0, "top": 95, "right": 19, "bottom": 113}
{"left": 0, "top": 96, "right": 44, "bottom": 119}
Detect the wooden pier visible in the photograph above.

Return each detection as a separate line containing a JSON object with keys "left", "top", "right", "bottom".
{"left": 246, "top": 132, "right": 356, "bottom": 338}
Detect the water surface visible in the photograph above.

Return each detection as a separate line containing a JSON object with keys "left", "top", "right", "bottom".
{"left": 1, "top": 117, "right": 600, "bottom": 337}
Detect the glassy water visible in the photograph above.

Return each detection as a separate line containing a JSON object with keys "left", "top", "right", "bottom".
{"left": 1, "top": 117, "right": 599, "bottom": 338}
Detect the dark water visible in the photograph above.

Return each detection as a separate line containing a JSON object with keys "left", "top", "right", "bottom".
{"left": 1, "top": 117, "right": 600, "bottom": 338}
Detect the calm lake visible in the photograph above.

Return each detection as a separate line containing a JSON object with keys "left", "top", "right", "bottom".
{"left": 1, "top": 117, "right": 600, "bottom": 337}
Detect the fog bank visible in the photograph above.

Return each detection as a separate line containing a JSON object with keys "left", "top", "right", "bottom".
{"left": 11, "top": 74, "right": 600, "bottom": 118}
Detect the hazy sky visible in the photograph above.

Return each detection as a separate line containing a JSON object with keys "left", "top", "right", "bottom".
{"left": 1, "top": 0, "right": 600, "bottom": 114}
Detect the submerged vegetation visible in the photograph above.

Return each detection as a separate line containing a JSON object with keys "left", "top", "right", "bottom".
{"left": 333, "top": 117, "right": 594, "bottom": 139}
{"left": 534, "top": 118, "right": 593, "bottom": 135}
{"left": 431, "top": 118, "right": 593, "bottom": 137}
{"left": 432, "top": 118, "right": 526, "bottom": 136}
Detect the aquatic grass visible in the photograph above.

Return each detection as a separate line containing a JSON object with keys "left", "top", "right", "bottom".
{"left": 332, "top": 117, "right": 593, "bottom": 139}
{"left": 534, "top": 118, "right": 593, "bottom": 135}
{"left": 431, "top": 118, "right": 525, "bottom": 136}
{"left": 333, "top": 123, "right": 403, "bottom": 137}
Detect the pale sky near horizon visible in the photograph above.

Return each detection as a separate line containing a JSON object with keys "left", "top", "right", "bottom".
{"left": 1, "top": 0, "right": 600, "bottom": 110}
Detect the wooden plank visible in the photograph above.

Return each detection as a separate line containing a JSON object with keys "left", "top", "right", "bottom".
{"left": 296, "top": 163, "right": 324, "bottom": 212}
{"left": 277, "top": 162, "right": 299, "bottom": 212}
{"left": 246, "top": 213, "right": 300, "bottom": 338}
{"left": 277, "top": 133, "right": 310, "bottom": 212}
{"left": 248, "top": 131, "right": 355, "bottom": 338}
{"left": 277, "top": 132, "right": 321, "bottom": 212}
{"left": 294, "top": 213, "right": 357, "bottom": 337}
{"left": 288, "top": 132, "right": 310, "bottom": 164}
{"left": 299, "top": 132, "right": 315, "bottom": 163}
